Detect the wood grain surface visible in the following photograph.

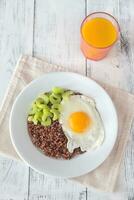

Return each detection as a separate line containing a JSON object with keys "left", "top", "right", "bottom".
{"left": 0, "top": 0, "right": 133, "bottom": 199}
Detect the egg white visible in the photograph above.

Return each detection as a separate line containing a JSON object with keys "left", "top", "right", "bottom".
{"left": 59, "top": 95, "right": 105, "bottom": 153}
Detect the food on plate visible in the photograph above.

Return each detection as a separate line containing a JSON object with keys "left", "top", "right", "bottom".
{"left": 27, "top": 87, "right": 104, "bottom": 159}
{"left": 59, "top": 95, "right": 104, "bottom": 153}
{"left": 28, "top": 121, "right": 83, "bottom": 159}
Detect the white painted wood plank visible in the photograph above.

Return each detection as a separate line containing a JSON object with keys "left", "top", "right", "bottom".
{"left": 0, "top": 0, "right": 34, "bottom": 103}
{"left": 29, "top": 169, "right": 86, "bottom": 200}
{"left": 86, "top": 0, "right": 134, "bottom": 199}
{"left": 0, "top": 0, "right": 34, "bottom": 199}
{"left": 29, "top": 0, "right": 87, "bottom": 199}
{"left": 33, "top": 0, "right": 86, "bottom": 73}
{"left": 124, "top": 123, "right": 134, "bottom": 199}
{"left": 118, "top": 1, "right": 134, "bottom": 199}
{"left": 0, "top": 156, "right": 29, "bottom": 200}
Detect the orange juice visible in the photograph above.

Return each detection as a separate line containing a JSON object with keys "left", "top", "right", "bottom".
{"left": 80, "top": 13, "right": 120, "bottom": 60}
{"left": 82, "top": 18, "right": 117, "bottom": 48}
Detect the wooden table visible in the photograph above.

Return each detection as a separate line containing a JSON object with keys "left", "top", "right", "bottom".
{"left": 0, "top": 0, "right": 134, "bottom": 199}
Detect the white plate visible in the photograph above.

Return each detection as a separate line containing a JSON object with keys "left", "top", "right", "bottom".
{"left": 10, "top": 72, "right": 118, "bottom": 178}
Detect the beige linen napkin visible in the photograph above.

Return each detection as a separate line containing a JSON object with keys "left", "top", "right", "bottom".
{"left": 0, "top": 55, "right": 134, "bottom": 192}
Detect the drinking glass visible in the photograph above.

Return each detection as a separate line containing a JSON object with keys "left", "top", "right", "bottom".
{"left": 80, "top": 12, "right": 120, "bottom": 61}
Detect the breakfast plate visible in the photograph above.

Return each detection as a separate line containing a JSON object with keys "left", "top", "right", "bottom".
{"left": 10, "top": 72, "right": 118, "bottom": 178}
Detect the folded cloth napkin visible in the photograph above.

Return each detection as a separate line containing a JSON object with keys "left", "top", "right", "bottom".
{"left": 0, "top": 55, "right": 134, "bottom": 192}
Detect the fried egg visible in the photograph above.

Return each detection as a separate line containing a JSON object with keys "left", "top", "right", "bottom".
{"left": 59, "top": 95, "right": 104, "bottom": 153}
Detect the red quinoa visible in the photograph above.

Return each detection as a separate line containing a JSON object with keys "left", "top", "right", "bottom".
{"left": 27, "top": 121, "right": 84, "bottom": 159}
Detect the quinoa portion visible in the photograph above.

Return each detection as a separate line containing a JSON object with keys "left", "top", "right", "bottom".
{"left": 27, "top": 121, "right": 84, "bottom": 159}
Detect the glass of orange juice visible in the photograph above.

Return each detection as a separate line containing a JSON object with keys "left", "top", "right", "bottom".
{"left": 80, "top": 12, "right": 120, "bottom": 61}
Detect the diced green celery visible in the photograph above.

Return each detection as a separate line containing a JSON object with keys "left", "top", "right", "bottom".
{"left": 42, "top": 111, "right": 53, "bottom": 121}
{"left": 42, "top": 114, "right": 46, "bottom": 122}
{"left": 34, "top": 111, "right": 43, "bottom": 122}
{"left": 28, "top": 88, "right": 71, "bottom": 125}
{"left": 36, "top": 101, "right": 49, "bottom": 109}
{"left": 53, "top": 113, "right": 60, "bottom": 120}
{"left": 50, "top": 109, "right": 60, "bottom": 120}
{"left": 29, "top": 106, "right": 41, "bottom": 115}
{"left": 49, "top": 94, "right": 61, "bottom": 104}
{"left": 36, "top": 98, "right": 44, "bottom": 103}
{"left": 52, "top": 87, "right": 64, "bottom": 94}
{"left": 41, "top": 117, "right": 51, "bottom": 126}
{"left": 32, "top": 103, "right": 38, "bottom": 109}
{"left": 39, "top": 94, "right": 49, "bottom": 104}
{"left": 31, "top": 103, "right": 41, "bottom": 111}
{"left": 43, "top": 107, "right": 49, "bottom": 113}
{"left": 51, "top": 103, "right": 61, "bottom": 110}
{"left": 33, "top": 119, "right": 38, "bottom": 125}
{"left": 62, "top": 90, "right": 73, "bottom": 100}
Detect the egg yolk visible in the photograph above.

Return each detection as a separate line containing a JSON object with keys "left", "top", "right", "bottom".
{"left": 69, "top": 111, "right": 92, "bottom": 133}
